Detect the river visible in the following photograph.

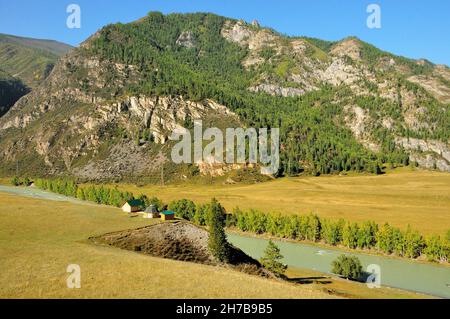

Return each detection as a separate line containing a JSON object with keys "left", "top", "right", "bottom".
{"left": 1, "top": 185, "right": 449, "bottom": 298}
{"left": 228, "top": 233, "right": 450, "bottom": 298}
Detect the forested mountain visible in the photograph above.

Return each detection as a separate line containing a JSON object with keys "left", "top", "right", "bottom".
{"left": 0, "top": 12, "right": 449, "bottom": 181}
{"left": 0, "top": 33, "right": 73, "bottom": 116}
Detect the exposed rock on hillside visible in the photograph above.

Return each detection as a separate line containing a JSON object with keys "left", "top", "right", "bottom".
{"left": 176, "top": 31, "right": 196, "bottom": 48}
{"left": 0, "top": 47, "right": 237, "bottom": 180}
{"left": 249, "top": 83, "right": 305, "bottom": 97}
{"left": 0, "top": 12, "right": 449, "bottom": 178}
{"left": 344, "top": 106, "right": 380, "bottom": 153}
{"left": 408, "top": 74, "right": 450, "bottom": 104}
{"left": 330, "top": 38, "right": 362, "bottom": 61}
{"left": 395, "top": 137, "right": 450, "bottom": 172}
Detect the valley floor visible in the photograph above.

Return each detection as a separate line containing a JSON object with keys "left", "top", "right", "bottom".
{"left": 0, "top": 192, "right": 428, "bottom": 299}
{"left": 109, "top": 168, "right": 450, "bottom": 235}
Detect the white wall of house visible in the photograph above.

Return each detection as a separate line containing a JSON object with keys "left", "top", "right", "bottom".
{"left": 122, "top": 203, "right": 133, "bottom": 213}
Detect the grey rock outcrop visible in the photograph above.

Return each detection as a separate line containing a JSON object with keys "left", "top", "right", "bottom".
{"left": 176, "top": 31, "right": 196, "bottom": 48}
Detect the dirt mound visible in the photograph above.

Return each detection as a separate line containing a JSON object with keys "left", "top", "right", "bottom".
{"left": 90, "top": 221, "right": 269, "bottom": 277}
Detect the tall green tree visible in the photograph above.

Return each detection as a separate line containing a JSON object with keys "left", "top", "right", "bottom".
{"left": 207, "top": 198, "right": 230, "bottom": 262}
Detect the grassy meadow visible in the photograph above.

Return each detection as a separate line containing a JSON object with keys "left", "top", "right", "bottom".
{"left": 0, "top": 191, "right": 428, "bottom": 299}
{"left": 106, "top": 168, "right": 450, "bottom": 236}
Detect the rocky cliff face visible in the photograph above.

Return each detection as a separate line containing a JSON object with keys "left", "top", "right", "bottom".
{"left": 221, "top": 19, "right": 450, "bottom": 171}
{"left": 0, "top": 12, "right": 449, "bottom": 179}
{"left": 0, "top": 48, "right": 238, "bottom": 180}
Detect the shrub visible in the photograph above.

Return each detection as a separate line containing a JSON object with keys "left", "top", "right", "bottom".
{"left": 247, "top": 209, "right": 267, "bottom": 234}
{"left": 235, "top": 207, "right": 249, "bottom": 231}
{"left": 265, "top": 213, "right": 281, "bottom": 236}
{"left": 357, "top": 221, "right": 378, "bottom": 249}
{"left": 225, "top": 212, "right": 237, "bottom": 228}
{"left": 343, "top": 222, "right": 359, "bottom": 249}
{"left": 305, "top": 214, "right": 322, "bottom": 241}
{"left": 322, "top": 219, "right": 344, "bottom": 246}
{"left": 282, "top": 215, "right": 299, "bottom": 239}
{"left": 10, "top": 176, "right": 32, "bottom": 186}
{"left": 193, "top": 203, "right": 209, "bottom": 226}
{"left": 403, "top": 226, "right": 425, "bottom": 259}
{"left": 11, "top": 176, "right": 20, "bottom": 186}
{"left": 331, "top": 255, "right": 363, "bottom": 280}
{"left": 149, "top": 196, "right": 164, "bottom": 212}
{"left": 23, "top": 177, "right": 31, "bottom": 186}
{"left": 376, "top": 223, "right": 395, "bottom": 254}
{"left": 169, "top": 199, "right": 196, "bottom": 221}
{"left": 424, "top": 235, "right": 448, "bottom": 262}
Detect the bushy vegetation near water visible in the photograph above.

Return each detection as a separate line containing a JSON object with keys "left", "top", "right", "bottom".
{"left": 24, "top": 177, "right": 450, "bottom": 264}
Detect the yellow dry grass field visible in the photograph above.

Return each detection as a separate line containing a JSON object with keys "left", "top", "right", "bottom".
{"left": 0, "top": 192, "right": 426, "bottom": 299}
{"left": 0, "top": 192, "right": 329, "bottom": 298}
{"left": 112, "top": 169, "right": 450, "bottom": 235}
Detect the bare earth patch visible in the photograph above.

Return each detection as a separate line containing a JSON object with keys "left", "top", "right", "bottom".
{"left": 90, "top": 221, "right": 271, "bottom": 277}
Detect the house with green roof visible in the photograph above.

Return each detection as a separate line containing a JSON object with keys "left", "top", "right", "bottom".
{"left": 121, "top": 199, "right": 143, "bottom": 213}
{"left": 161, "top": 210, "right": 175, "bottom": 221}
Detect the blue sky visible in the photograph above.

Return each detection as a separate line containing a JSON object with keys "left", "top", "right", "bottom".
{"left": 0, "top": 0, "right": 449, "bottom": 66}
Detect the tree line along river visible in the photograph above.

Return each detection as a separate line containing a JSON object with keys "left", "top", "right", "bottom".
{"left": 1, "top": 184, "right": 449, "bottom": 298}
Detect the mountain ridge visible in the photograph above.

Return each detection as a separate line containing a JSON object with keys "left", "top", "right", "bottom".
{"left": 0, "top": 33, "right": 73, "bottom": 56}
{"left": 0, "top": 12, "right": 448, "bottom": 181}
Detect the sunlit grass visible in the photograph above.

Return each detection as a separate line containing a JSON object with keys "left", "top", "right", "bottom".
{"left": 0, "top": 191, "right": 429, "bottom": 298}
{"left": 0, "top": 192, "right": 332, "bottom": 298}
{"left": 106, "top": 168, "right": 450, "bottom": 235}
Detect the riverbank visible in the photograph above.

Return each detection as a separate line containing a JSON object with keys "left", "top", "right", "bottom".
{"left": 1, "top": 182, "right": 448, "bottom": 266}
{"left": 226, "top": 228, "right": 450, "bottom": 268}
{"left": 0, "top": 191, "right": 330, "bottom": 299}
{"left": 227, "top": 233, "right": 450, "bottom": 298}
{"left": 0, "top": 188, "right": 435, "bottom": 299}
{"left": 2, "top": 186, "right": 450, "bottom": 297}
{"left": 285, "top": 267, "right": 435, "bottom": 299}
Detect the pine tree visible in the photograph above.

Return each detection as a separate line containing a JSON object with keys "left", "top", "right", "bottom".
{"left": 260, "top": 240, "right": 287, "bottom": 277}
{"left": 207, "top": 198, "right": 230, "bottom": 262}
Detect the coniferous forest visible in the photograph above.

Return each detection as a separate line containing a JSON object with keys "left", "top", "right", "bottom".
{"left": 83, "top": 12, "right": 435, "bottom": 176}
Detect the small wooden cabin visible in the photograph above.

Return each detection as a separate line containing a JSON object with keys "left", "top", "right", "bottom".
{"left": 121, "top": 200, "right": 143, "bottom": 213}
{"left": 143, "top": 204, "right": 159, "bottom": 219}
{"left": 160, "top": 211, "right": 175, "bottom": 221}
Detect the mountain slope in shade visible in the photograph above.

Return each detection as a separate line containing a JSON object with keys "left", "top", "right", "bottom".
{"left": 0, "top": 33, "right": 73, "bottom": 88}
{"left": 0, "top": 33, "right": 73, "bottom": 116}
{"left": 0, "top": 12, "right": 448, "bottom": 181}
{"left": 0, "top": 68, "right": 30, "bottom": 117}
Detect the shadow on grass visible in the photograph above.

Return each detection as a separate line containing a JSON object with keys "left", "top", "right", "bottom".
{"left": 286, "top": 276, "right": 332, "bottom": 285}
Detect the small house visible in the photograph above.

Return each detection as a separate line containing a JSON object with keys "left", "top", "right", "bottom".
{"left": 121, "top": 199, "right": 143, "bottom": 213}
{"left": 160, "top": 211, "right": 175, "bottom": 221}
{"left": 143, "top": 204, "right": 159, "bottom": 219}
